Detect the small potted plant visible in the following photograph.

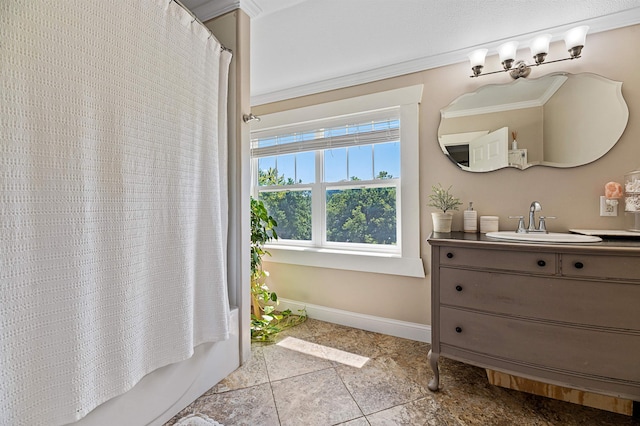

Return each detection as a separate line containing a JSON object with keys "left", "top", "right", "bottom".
{"left": 428, "top": 183, "right": 462, "bottom": 233}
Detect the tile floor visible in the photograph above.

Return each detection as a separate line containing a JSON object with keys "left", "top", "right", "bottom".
{"left": 165, "top": 319, "right": 639, "bottom": 426}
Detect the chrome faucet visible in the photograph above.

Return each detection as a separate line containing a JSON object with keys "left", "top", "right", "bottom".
{"left": 510, "top": 201, "right": 555, "bottom": 233}
{"left": 528, "top": 201, "right": 542, "bottom": 232}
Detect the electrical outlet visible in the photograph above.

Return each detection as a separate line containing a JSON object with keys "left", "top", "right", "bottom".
{"left": 599, "top": 196, "right": 618, "bottom": 216}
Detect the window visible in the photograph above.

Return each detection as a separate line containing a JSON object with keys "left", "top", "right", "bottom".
{"left": 250, "top": 85, "right": 424, "bottom": 277}
{"left": 254, "top": 116, "right": 400, "bottom": 250}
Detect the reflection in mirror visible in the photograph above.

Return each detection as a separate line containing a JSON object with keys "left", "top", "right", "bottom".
{"left": 438, "top": 73, "right": 629, "bottom": 172}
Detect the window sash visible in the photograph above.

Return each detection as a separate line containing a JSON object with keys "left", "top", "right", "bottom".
{"left": 258, "top": 186, "right": 313, "bottom": 243}
{"left": 322, "top": 180, "right": 399, "bottom": 251}
{"left": 257, "top": 177, "right": 400, "bottom": 253}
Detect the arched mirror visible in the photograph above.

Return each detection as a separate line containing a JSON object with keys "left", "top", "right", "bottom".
{"left": 438, "top": 73, "right": 629, "bottom": 172}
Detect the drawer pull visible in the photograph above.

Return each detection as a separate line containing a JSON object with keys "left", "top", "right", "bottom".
{"left": 446, "top": 252, "right": 454, "bottom": 259}
{"left": 537, "top": 260, "right": 546, "bottom": 267}
{"left": 574, "top": 261, "right": 584, "bottom": 269}
{"left": 455, "top": 285, "right": 463, "bottom": 292}
{"left": 455, "top": 326, "right": 462, "bottom": 333}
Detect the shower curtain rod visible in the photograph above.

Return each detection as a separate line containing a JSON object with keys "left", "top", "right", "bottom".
{"left": 171, "top": 0, "right": 233, "bottom": 53}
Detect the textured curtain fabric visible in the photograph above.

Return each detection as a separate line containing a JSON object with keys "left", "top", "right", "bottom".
{"left": 0, "top": 1, "right": 232, "bottom": 424}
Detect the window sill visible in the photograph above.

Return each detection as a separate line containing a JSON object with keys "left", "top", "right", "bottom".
{"left": 264, "top": 245, "right": 425, "bottom": 278}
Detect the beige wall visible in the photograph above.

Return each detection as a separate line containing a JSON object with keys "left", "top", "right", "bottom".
{"left": 253, "top": 24, "right": 640, "bottom": 326}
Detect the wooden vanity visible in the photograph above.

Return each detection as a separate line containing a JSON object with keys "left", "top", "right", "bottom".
{"left": 427, "top": 232, "right": 640, "bottom": 405}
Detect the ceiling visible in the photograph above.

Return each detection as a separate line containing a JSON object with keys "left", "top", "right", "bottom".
{"left": 181, "top": 0, "right": 640, "bottom": 105}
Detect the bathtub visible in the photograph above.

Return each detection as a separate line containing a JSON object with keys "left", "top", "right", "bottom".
{"left": 66, "top": 307, "right": 240, "bottom": 426}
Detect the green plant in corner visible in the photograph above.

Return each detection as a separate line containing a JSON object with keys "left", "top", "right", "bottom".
{"left": 427, "top": 183, "right": 462, "bottom": 213}
{"left": 250, "top": 197, "right": 306, "bottom": 342}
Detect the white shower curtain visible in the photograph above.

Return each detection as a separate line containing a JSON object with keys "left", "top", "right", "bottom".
{"left": 0, "top": 1, "right": 232, "bottom": 425}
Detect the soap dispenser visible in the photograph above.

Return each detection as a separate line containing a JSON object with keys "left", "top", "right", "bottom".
{"left": 464, "top": 202, "right": 478, "bottom": 233}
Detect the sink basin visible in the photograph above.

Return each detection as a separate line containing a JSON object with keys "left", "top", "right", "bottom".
{"left": 485, "top": 231, "right": 602, "bottom": 243}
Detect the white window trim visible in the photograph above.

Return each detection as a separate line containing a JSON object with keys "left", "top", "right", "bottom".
{"left": 252, "top": 85, "right": 424, "bottom": 278}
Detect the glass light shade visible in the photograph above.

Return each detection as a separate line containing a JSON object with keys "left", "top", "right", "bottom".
{"left": 468, "top": 49, "right": 488, "bottom": 67}
{"left": 498, "top": 41, "right": 519, "bottom": 62}
{"left": 564, "top": 25, "right": 589, "bottom": 49}
{"left": 530, "top": 34, "right": 552, "bottom": 56}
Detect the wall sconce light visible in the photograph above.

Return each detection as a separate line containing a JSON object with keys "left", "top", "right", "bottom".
{"left": 468, "top": 25, "right": 588, "bottom": 79}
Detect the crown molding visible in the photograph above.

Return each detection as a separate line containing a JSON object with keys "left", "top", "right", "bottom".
{"left": 251, "top": 7, "right": 640, "bottom": 106}
{"left": 251, "top": 50, "right": 464, "bottom": 106}
{"left": 191, "top": 0, "right": 262, "bottom": 22}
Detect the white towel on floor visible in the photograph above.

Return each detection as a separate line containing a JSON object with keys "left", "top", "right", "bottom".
{"left": 0, "top": 1, "right": 231, "bottom": 425}
{"left": 175, "top": 413, "right": 224, "bottom": 426}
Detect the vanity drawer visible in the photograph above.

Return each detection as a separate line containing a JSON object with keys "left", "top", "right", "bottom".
{"left": 439, "top": 246, "right": 556, "bottom": 275}
{"left": 439, "top": 269, "right": 640, "bottom": 330}
{"left": 440, "top": 306, "right": 640, "bottom": 383}
{"left": 561, "top": 253, "right": 640, "bottom": 281}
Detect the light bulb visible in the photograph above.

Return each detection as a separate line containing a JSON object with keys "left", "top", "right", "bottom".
{"left": 564, "top": 26, "right": 588, "bottom": 58}
{"left": 468, "top": 49, "right": 488, "bottom": 76}
{"left": 530, "top": 34, "right": 552, "bottom": 64}
{"left": 497, "top": 41, "right": 519, "bottom": 70}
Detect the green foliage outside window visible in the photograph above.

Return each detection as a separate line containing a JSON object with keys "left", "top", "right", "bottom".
{"left": 326, "top": 182, "right": 396, "bottom": 245}
{"left": 258, "top": 169, "right": 312, "bottom": 241}
{"left": 258, "top": 168, "right": 397, "bottom": 245}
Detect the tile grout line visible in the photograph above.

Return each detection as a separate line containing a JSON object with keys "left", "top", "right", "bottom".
{"left": 331, "top": 364, "right": 370, "bottom": 425}
{"left": 261, "top": 346, "right": 284, "bottom": 426}
{"left": 267, "top": 380, "right": 283, "bottom": 426}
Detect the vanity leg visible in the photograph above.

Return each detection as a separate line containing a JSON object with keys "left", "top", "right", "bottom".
{"left": 427, "top": 349, "right": 440, "bottom": 391}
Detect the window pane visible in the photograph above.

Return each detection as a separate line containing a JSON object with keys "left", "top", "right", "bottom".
{"left": 348, "top": 145, "right": 373, "bottom": 181}
{"left": 296, "top": 151, "right": 315, "bottom": 184}
{"left": 324, "top": 148, "right": 347, "bottom": 182}
{"left": 258, "top": 157, "right": 276, "bottom": 186}
{"left": 374, "top": 142, "right": 400, "bottom": 179}
{"left": 259, "top": 190, "right": 312, "bottom": 241}
{"left": 326, "top": 186, "right": 396, "bottom": 245}
{"left": 276, "top": 154, "right": 296, "bottom": 185}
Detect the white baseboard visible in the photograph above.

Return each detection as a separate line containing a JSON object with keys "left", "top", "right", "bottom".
{"left": 278, "top": 298, "right": 431, "bottom": 343}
